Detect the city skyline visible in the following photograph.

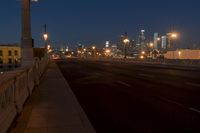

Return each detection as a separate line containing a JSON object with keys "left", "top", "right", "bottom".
{"left": 0, "top": 0, "right": 200, "bottom": 48}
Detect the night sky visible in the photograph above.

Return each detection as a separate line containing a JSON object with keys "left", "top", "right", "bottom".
{"left": 0, "top": 0, "right": 200, "bottom": 48}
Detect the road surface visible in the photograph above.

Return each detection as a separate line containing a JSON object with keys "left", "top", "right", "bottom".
{"left": 56, "top": 59, "right": 200, "bottom": 133}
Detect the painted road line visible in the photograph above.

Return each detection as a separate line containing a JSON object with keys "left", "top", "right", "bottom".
{"left": 189, "top": 108, "right": 200, "bottom": 114}
{"left": 159, "top": 97, "right": 184, "bottom": 107}
{"left": 138, "top": 73, "right": 155, "bottom": 78}
{"left": 186, "top": 82, "right": 200, "bottom": 88}
{"left": 116, "top": 80, "right": 132, "bottom": 87}
{"left": 159, "top": 97, "right": 200, "bottom": 114}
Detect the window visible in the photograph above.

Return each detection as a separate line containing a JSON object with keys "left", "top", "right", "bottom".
{"left": 0, "top": 50, "right": 2, "bottom": 56}
{"left": 8, "top": 50, "right": 12, "bottom": 56}
{"left": 8, "top": 58, "right": 12, "bottom": 64}
{"left": 14, "top": 50, "right": 18, "bottom": 56}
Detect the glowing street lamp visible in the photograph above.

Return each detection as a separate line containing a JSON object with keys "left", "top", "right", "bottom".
{"left": 123, "top": 38, "right": 130, "bottom": 59}
{"left": 171, "top": 33, "right": 178, "bottom": 38}
{"left": 123, "top": 38, "right": 130, "bottom": 44}
{"left": 149, "top": 43, "right": 154, "bottom": 48}
{"left": 43, "top": 33, "right": 48, "bottom": 41}
{"left": 92, "top": 46, "right": 96, "bottom": 50}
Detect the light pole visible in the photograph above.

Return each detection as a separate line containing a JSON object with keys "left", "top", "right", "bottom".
{"left": 123, "top": 38, "right": 130, "bottom": 59}
{"left": 167, "top": 32, "right": 178, "bottom": 50}
{"left": 43, "top": 24, "right": 48, "bottom": 57}
{"left": 92, "top": 46, "right": 96, "bottom": 58}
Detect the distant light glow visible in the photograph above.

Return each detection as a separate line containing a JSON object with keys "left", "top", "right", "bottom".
{"left": 31, "top": 0, "right": 39, "bottom": 2}
{"left": 105, "top": 49, "right": 111, "bottom": 53}
{"left": 178, "top": 51, "right": 182, "bottom": 56}
{"left": 43, "top": 33, "right": 48, "bottom": 41}
{"left": 123, "top": 38, "right": 130, "bottom": 44}
{"left": 171, "top": 33, "right": 178, "bottom": 38}
{"left": 141, "top": 51, "right": 145, "bottom": 55}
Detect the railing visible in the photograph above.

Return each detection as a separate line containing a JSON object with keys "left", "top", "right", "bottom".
{"left": 0, "top": 57, "right": 49, "bottom": 133}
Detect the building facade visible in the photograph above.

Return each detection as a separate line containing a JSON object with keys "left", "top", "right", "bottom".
{"left": 0, "top": 44, "right": 21, "bottom": 66}
{"left": 164, "top": 49, "right": 200, "bottom": 59}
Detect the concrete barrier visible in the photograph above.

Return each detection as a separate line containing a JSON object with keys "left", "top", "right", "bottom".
{"left": 0, "top": 57, "right": 49, "bottom": 133}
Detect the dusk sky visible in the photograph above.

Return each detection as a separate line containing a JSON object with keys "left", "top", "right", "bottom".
{"left": 0, "top": 0, "right": 200, "bottom": 48}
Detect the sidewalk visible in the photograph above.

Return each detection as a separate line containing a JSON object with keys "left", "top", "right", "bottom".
{"left": 9, "top": 61, "right": 96, "bottom": 133}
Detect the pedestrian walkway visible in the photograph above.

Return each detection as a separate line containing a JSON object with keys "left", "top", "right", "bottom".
{"left": 9, "top": 61, "right": 96, "bottom": 133}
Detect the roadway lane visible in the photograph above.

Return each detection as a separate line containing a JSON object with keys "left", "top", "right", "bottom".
{"left": 56, "top": 59, "right": 200, "bottom": 133}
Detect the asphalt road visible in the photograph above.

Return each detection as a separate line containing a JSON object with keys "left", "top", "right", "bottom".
{"left": 56, "top": 59, "right": 200, "bottom": 133}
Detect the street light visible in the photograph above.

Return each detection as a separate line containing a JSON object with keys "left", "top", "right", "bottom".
{"left": 171, "top": 33, "right": 178, "bottom": 38}
{"left": 43, "top": 33, "right": 48, "bottom": 57}
{"left": 167, "top": 32, "right": 178, "bottom": 50}
{"left": 43, "top": 33, "right": 48, "bottom": 41}
{"left": 149, "top": 43, "right": 154, "bottom": 48}
{"left": 92, "top": 46, "right": 96, "bottom": 58}
{"left": 92, "top": 46, "right": 96, "bottom": 50}
{"left": 123, "top": 38, "right": 130, "bottom": 59}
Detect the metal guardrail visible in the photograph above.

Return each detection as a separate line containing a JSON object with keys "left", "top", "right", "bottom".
{"left": 0, "top": 57, "right": 49, "bottom": 133}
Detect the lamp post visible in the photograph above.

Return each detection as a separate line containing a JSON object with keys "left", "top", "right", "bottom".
{"left": 21, "top": 0, "right": 34, "bottom": 66}
{"left": 167, "top": 32, "right": 178, "bottom": 50}
{"left": 43, "top": 24, "right": 48, "bottom": 57}
{"left": 123, "top": 38, "right": 130, "bottom": 59}
{"left": 92, "top": 46, "right": 96, "bottom": 58}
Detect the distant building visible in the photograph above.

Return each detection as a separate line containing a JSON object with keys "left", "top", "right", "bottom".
{"left": 0, "top": 44, "right": 21, "bottom": 67}
{"left": 161, "top": 36, "right": 167, "bottom": 49}
{"left": 137, "top": 30, "right": 147, "bottom": 50}
{"left": 154, "top": 33, "right": 161, "bottom": 50}
{"left": 164, "top": 49, "right": 200, "bottom": 59}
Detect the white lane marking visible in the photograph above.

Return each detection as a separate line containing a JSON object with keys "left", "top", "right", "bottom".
{"left": 138, "top": 73, "right": 155, "bottom": 78}
{"left": 116, "top": 80, "right": 131, "bottom": 87}
{"left": 186, "top": 82, "right": 200, "bottom": 88}
{"left": 159, "top": 97, "right": 184, "bottom": 107}
{"left": 189, "top": 108, "right": 200, "bottom": 114}
{"left": 159, "top": 97, "right": 200, "bottom": 114}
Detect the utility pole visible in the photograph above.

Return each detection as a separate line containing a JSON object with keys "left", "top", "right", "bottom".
{"left": 21, "top": 0, "right": 34, "bottom": 66}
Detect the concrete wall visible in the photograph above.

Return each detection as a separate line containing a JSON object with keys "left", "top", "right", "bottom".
{"left": 0, "top": 57, "right": 48, "bottom": 133}
{"left": 164, "top": 49, "right": 200, "bottom": 59}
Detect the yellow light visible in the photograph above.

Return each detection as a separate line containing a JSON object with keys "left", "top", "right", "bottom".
{"left": 83, "top": 49, "right": 86, "bottom": 51}
{"left": 43, "top": 33, "right": 48, "bottom": 41}
{"left": 123, "top": 38, "right": 130, "bottom": 44}
{"left": 171, "top": 33, "right": 178, "bottom": 38}
{"left": 141, "top": 51, "right": 145, "bottom": 55}
{"left": 105, "top": 49, "right": 111, "bottom": 53}
{"left": 178, "top": 51, "right": 181, "bottom": 56}
{"left": 157, "top": 37, "right": 160, "bottom": 41}
{"left": 92, "top": 46, "right": 96, "bottom": 50}
{"left": 140, "top": 55, "right": 144, "bottom": 59}
{"left": 150, "top": 43, "right": 154, "bottom": 48}
{"left": 47, "top": 45, "right": 50, "bottom": 50}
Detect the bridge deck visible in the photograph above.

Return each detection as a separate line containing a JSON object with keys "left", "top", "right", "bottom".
{"left": 9, "top": 61, "right": 95, "bottom": 133}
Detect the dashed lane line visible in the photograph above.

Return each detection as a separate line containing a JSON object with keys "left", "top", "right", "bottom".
{"left": 116, "top": 80, "right": 132, "bottom": 87}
